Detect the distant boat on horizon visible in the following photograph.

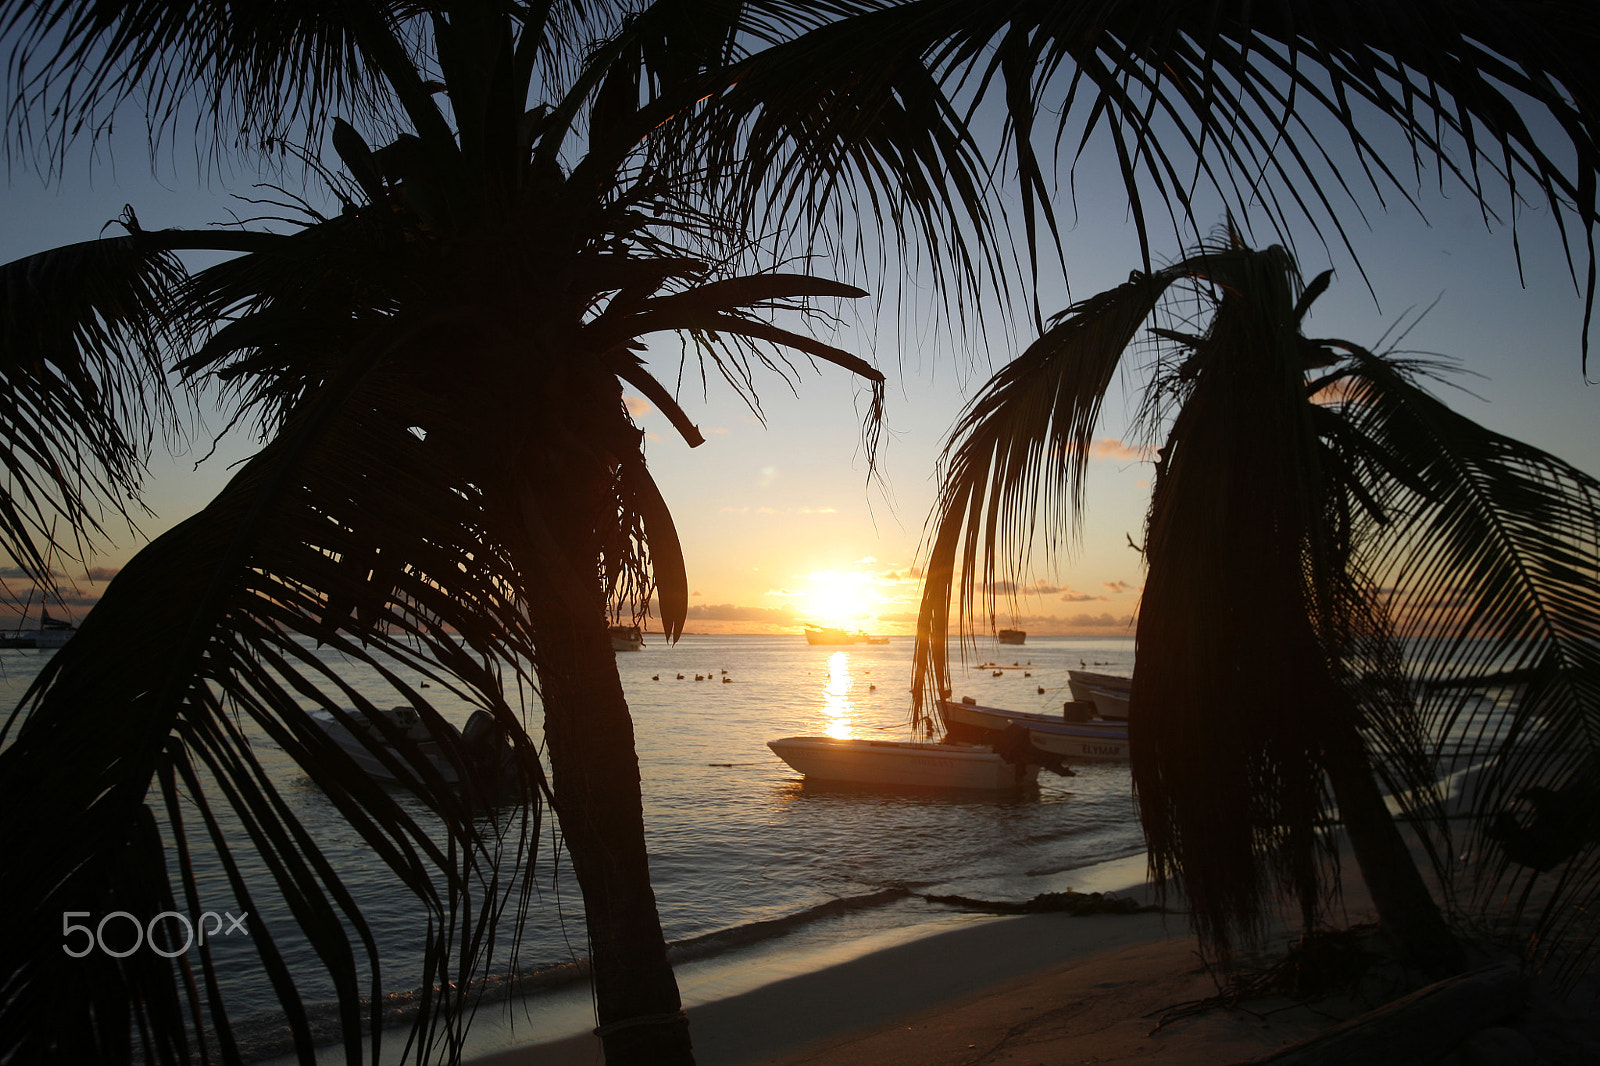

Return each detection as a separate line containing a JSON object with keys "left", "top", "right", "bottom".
{"left": 804, "top": 626, "right": 889, "bottom": 646}
{"left": 997, "top": 628, "right": 1026, "bottom": 645}
{"left": 609, "top": 625, "right": 645, "bottom": 651}
{"left": 0, "top": 607, "right": 76, "bottom": 650}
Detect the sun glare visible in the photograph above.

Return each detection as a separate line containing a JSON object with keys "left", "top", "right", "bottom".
{"left": 822, "top": 651, "right": 854, "bottom": 738}
{"left": 807, "top": 569, "right": 872, "bottom": 627}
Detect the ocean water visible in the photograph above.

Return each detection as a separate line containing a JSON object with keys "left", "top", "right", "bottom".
{"left": 2, "top": 633, "right": 1143, "bottom": 1055}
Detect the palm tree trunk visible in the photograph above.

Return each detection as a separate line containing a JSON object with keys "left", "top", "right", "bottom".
{"left": 530, "top": 599, "right": 694, "bottom": 1064}
{"left": 1324, "top": 724, "right": 1466, "bottom": 977}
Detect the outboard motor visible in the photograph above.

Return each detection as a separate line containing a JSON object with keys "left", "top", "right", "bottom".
{"left": 1062, "top": 700, "right": 1096, "bottom": 723}
{"left": 992, "top": 721, "right": 1075, "bottom": 778}
{"left": 461, "top": 710, "right": 521, "bottom": 801}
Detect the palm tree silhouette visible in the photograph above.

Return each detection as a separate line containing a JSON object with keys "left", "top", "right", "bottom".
{"left": 3, "top": 2, "right": 1600, "bottom": 1062}
{"left": 912, "top": 234, "right": 1600, "bottom": 977}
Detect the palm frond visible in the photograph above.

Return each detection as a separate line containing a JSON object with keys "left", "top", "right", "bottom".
{"left": 1128, "top": 244, "right": 1364, "bottom": 960}
{"left": 1333, "top": 348, "right": 1600, "bottom": 980}
{"left": 911, "top": 267, "right": 1178, "bottom": 719}
{"left": 954, "top": 0, "right": 1600, "bottom": 364}
{"left": 0, "top": 0, "right": 436, "bottom": 173}
{"left": 683, "top": 6, "right": 1010, "bottom": 330}
{"left": 0, "top": 232, "right": 184, "bottom": 588}
{"left": 0, "top": 344, "right": 549, "bottom": 1064}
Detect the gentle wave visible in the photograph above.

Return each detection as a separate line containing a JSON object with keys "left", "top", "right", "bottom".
{"left": 231, "top": 885, "right": 923, "bottom": 1062}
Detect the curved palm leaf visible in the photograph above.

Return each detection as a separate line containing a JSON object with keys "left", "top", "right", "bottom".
{"left": 695, "top": 0, "right": 1600, "bottom": 363}
{"left": 1, "top": 0, "right": 442, "bottom": 172}
{"left": 0, "top": 349, "right": 550, "bottom": 1063}
{"left": 0, "top": 231, "right": 182, "bottom": 589}
{"left": 912, "top": 260, "right": 1195, "bottom": 711}
{"left": 1329, "top": 348, "right": 1600, "bottom": 979}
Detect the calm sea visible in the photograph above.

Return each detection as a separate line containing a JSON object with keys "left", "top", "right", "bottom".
{"left": 2, "top": 633, "right": 1143, "bottom": 1056}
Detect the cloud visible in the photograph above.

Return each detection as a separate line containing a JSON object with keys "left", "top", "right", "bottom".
{"left": 685, "top": 603, "right": 801, "bottom": 623}
{"left": 1059, "top": 588, "right": 1105, "bottom": 602}
{"left": 1102, "top": 580, "right": 1135, "bottom": 594}
{"left": 623, "top": 395, "right": 654, "bottom": 418}
{"left": 1061, "top": 612, "right": 1136, "bottom": 630}
{"left": 985, "top": 578, "right": 1071, "bottom": 596}
{"left": 707, "top": 426, "right": 729, "bottom": 435}
{"left": 1088, "top": 438, "right": 1154, "bottom": 462}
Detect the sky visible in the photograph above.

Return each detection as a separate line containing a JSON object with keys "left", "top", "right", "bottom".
{"left": 3, "top": 70, "right": 1598, "bottom": 639}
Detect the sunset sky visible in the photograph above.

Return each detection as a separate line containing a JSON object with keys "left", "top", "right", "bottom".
{"left": 4, "top": 118, "right": 1598, "bottom": 637}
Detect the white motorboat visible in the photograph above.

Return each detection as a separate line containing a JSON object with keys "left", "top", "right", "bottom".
{"left": 1025, "top": 726, "right": 1130, "bottom": 763}
{"left": 309, "top": 706, "right": 518, "bottom": 791}
{"left": 1067, "top": 669, "right": 1132, "bottom": 720}
{"left": 941, "top": 700, "right": 1130, "bottom": 763}
{"left": 766, "top": 735, "right": 1039, "bottom": 790}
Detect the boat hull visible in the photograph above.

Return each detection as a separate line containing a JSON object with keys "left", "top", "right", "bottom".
{"left": 940, "top": 701, "right": 1129, "bottom": 763}
{"left": 609, "top": 625, "right": 644, "bottom": 651}
{"left": 803, "top": 627, "right": 888, "bottom": 645}
{"left": 767, "top": 736, "right": 1038, "bottom": 790}
{"left": 310, "top": 710, "right": 463, "bottom": 784}
{"left": 1025, "top": 728, "right": 1130, "bottom": 763}
{"left": 1066, "top": 670, "right": 1132, "bottom": 720}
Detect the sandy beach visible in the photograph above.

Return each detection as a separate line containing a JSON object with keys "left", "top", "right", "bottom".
{"left": 464, "top": 855, "right": 1388, "bottom": 1066}
{"left": 461, "top": 851, "right": 1599, "bottom": 1066}
{"left": 468, "top": 906, "right": 1366, "bottom": 1066}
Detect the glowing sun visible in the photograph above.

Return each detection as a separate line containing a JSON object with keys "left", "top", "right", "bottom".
{"left": 806, "top": 569, "right": 873, "bottom": 627}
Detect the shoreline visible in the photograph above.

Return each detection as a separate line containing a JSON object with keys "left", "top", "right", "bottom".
{"left": 255, "top": 851, "right": 1154, "bottom": 1066}
{"left": 464, "top": 851, "right": 1165, "bottom": 1065}
{"left": 470, "top": 911, "right": 1192, "bottom": 1066}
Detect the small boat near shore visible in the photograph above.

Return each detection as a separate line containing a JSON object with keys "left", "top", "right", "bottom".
{"left": 1067, "top": 669, "right": 1132, "bottom": 720}
{"left": 767, "top": 735, "right": 1039, "bottom": 790}
{"left": 309, "top": 705, "right": 519, "bottom": 792}
{"left": 941, "top": 700, "right": 1130, "bottom": 763}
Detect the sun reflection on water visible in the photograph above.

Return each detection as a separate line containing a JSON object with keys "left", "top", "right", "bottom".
{"left": 822, "top": 651, "right": 854, "bottom": 738}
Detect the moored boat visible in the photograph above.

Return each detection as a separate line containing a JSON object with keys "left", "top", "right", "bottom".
{"left": 941, "top": 700, "right": 1129, "bottom": 763}
{"left": 804, "top": 626, "right": 855, "bottom": 645}
{"left": 803, "top": 626, "right": 888, "bottom": 645}
{"left": 1067, "top": 669, "right": 1132, "bottom": 720}
{"left": 1025, "top": 726, "right": 1130, "bottom": 763}
{"left": 609, "top": 625, "right": 645, "bottom": 651}
{"left": 309, "top": 705, "right": 519, "bottom": 792}
{"left": 0, "top": 608, "right": 76, "bottom": 649}
{"left": 766, "top": 735, "right": 1039, "bottom": 790}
